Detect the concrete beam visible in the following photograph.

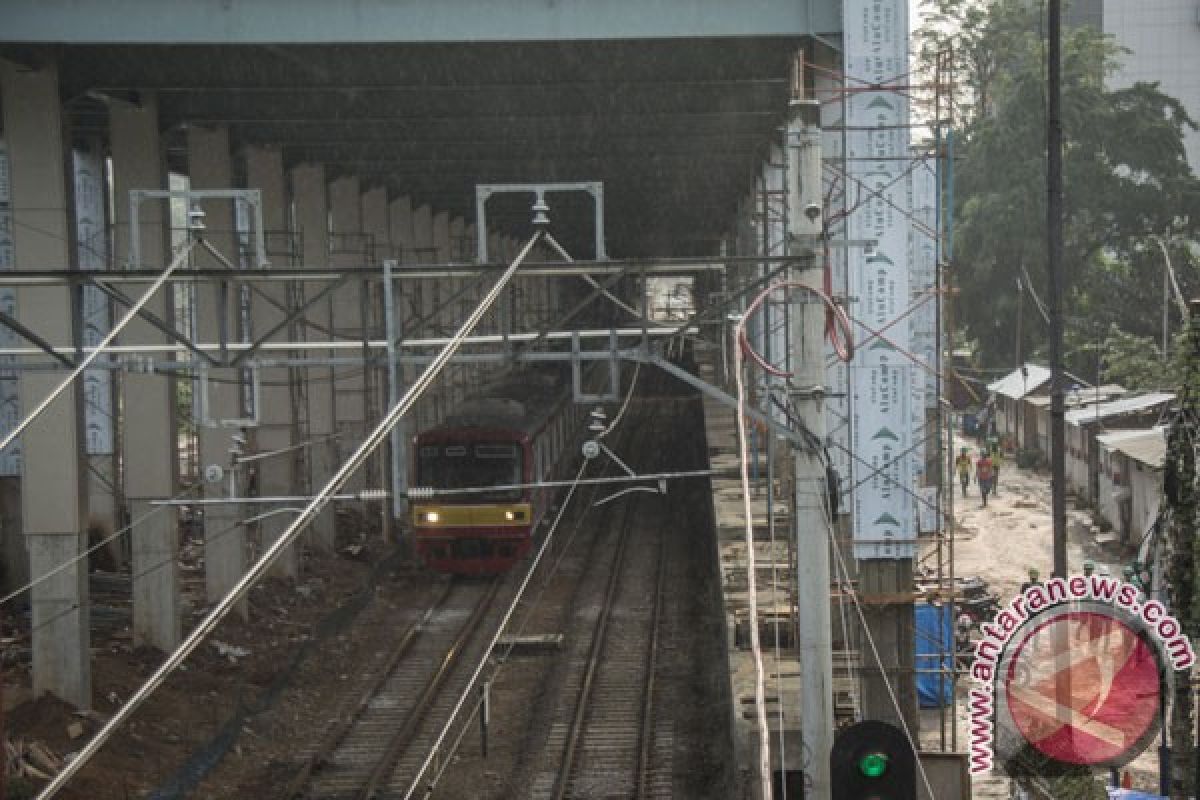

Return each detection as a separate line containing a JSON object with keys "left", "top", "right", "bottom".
{"left": 111, "top": 93, "right": 182, "bottom": 651}
{"left": 1, "top": 58, "right": 92, "bottom": 708}
{"left": 289, "top": 162, "right": 336, "bottom": 552}
{"left": 1, "top": 0, "right": 840, "bottom": 43}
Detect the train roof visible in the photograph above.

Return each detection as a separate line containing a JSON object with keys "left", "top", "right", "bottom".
{"left": 423, "top": 369, "right": 572, "bottom": 436}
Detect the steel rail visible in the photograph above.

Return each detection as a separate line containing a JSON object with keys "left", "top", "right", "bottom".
{"left": 283, "top": 579, "right": 457, "bottom": 799}
{"left": 399, "top": 458, "right": 592, "bottom": 800}
{"left": 34, "top": 229, "right": 542, "bottom": 800}
{"left": 551, "top": 496, "right": 640, "bottom": 800}
{"left": 636, "top": 528, "right": 669, "bottom": 800}
{"left": 358, "top": 579, "right": 503, "bottom": 800}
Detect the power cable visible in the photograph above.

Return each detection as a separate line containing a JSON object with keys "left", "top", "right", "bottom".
{"left": 402, "top": 459, "right": 590, "bottom": 800}
{"left": 0, "top": 238, "right": 197, "bottom": 455}
{"left": 0, "top": 485, "right": 201, "bottom": 608}
{"left": 825, "top": 493, "right": 938, "bottom": 799}
{"left": 733, "top": 315, "right": 775, "bottom": 800}
{"left": 34, "top": 228, "right": 545, "bottom": 800}
{"left": 596, "top": 360, "right": 640, "bottom": 440}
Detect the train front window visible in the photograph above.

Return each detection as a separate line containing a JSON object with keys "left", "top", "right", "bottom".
{"left": 418, "top": 443, "right": 523, "bottom": 501}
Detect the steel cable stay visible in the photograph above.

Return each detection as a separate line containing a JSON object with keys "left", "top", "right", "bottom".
{"left": 34, "top": 228, "right": 544, "bottom": 800}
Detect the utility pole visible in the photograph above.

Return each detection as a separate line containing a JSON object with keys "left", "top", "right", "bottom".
{"left": 1165, "top": 299, "right": 1199, "bottom": 800}
{"left": 1047, "top": 0, "right": 1067, "bottom": 580}
{"left": 788, "top": 74, "right": 834, "bottom": 799}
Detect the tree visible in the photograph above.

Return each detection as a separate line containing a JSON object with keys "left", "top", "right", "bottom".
{"left": 917, "top": 0, "right": 1200, "bottom": 374}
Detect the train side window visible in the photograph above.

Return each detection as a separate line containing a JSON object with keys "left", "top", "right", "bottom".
{"left": 475, "top": 444, "right": 517, "bottom": 458}
{"left": 445, "top": 445, "right": 467, "bottom": 457}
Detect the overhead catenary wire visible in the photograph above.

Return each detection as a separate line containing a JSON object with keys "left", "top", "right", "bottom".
{"left": 596, "top": 359, "right": 640, "bottom": 440}
{"left": 404, "top": 458, "right": 590, "bottom": 800}
{"left": 0, "top": 484, "right": 201, "bottom": 608}
{"left": 34, "top": 228, "right": 544, "bottom": 800}
{"left": 412, "top": 417, "right": 647, "bottom": 795}
{"left": 0, "top": 237, "right": 198, "bottom": 456}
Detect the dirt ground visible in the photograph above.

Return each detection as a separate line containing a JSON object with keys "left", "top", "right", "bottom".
{"left": 928, "top": 457, "right": 1165, "bottom": 798}
{"left": 2, "top": 517, "right": 441, "bottom": 800}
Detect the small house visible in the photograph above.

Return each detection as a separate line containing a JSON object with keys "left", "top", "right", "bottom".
{"left": 1096, "top": 427, "right": 1166, "bottom": 545}
{"left": 1025, "top": 385, "right": 1127, "bottom": 457}
{"left": 986, "top": 364, "right": 1051, "bottom": 448}
{"left": 1065, "top": 393, "right": 1173, "bottom": 503}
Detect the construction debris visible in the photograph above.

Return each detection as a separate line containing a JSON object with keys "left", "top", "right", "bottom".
{"left": 213, "top": 640, "right": 251, "bottom": 663}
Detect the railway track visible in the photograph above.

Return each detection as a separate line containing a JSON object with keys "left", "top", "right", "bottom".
{"left": 526, "top": 430, "right": 673, "bottom": 799}
{"left": 287, "top": 576, "right": 503, "bottom": 800}
{"left": 286, "top": 394, "right": 730, "bottom": 800}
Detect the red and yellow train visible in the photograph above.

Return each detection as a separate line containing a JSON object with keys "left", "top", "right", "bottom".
{"left": 411, "top": 371, "right": 586, "bottom": 575}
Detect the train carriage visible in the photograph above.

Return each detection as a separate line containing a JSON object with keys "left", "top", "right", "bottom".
{"left": 411, "top": 371, "right": 586, "bottom": 574}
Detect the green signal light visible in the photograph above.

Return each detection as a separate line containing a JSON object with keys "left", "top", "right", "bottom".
{"left": 858, "top": 752, "right": 889, "bottom": 779}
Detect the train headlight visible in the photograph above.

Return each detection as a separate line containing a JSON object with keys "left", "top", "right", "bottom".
{"left": 504, "top": 510, "right": 516, "bottom": 521}
{"left": 423, "top": 510, "right": 440, "bottom": 524}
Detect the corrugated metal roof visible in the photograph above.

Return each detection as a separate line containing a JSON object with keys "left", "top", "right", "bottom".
{"left": 1065, "top": 392, "right": 1174, "bottom": 426}
{"left": 1026, "top": 384, "right": 1127, "bottom": 409}
{"left": 987, "top": 364, "right": 1052, "bottom": 400}
{"left": 1098, "top": 427, "right": 1167, "bottom": 469}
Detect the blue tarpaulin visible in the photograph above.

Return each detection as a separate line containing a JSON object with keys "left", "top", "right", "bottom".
{"left": 1106, "top": 791, "right": 1166, "bottom": 800}
{"left": 914, "top": 604, "right": 953, "bottom": 708}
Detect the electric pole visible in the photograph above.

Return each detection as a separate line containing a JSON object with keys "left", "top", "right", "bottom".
{"left": 1165, "top": 300, "right": 1199, "bottom": 799}
{"left": 1047, "top": 0, "right": 1067, "bottom": 580}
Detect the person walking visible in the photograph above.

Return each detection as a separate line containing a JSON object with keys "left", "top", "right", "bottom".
{"left": 991, "top": 442, "right": 1003, "bottom": 496}
{"left": 1020, "top": 567, "right": 1042, "bottom": 594}
{"left": 976, "top": 450, "right": 995, "bottom": 507}
{"left": 955, "top": 448, "right": 973, "bottom": 498}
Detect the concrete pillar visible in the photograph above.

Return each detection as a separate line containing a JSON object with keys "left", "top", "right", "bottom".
{"left": 1, "top": 58, "right": 92, "bottom": 708}
{"left": 362, "top": 187, "right": 389, "bottom": 258}
{"left": 187, "top": 126, "right": 248, "bottom": 616}
{"left": 71, "top": 137, "right": 120, "bottom": 568}
{"left": 410, "top": 204, "right": 438, "bottom": 426}
{"left": 328, "top": 176, "right": 365, "bottom": 488}
{"left": 245, "top": 145, "right": 299, "bottom": 578}
{"left": 111, "top": 94, "right": 181, "bottom": 651}
{"left": 445, "top": 215, "right": 466, "bottom": 403}
{"left": 361, "top": 186, "right": 389, "bottom": 490}
{"left": 430, "top": 211, "right": 460, "bottom": 406}
{"left": 386, "top": 195, "right": 414, "bottom": 487}
{"left": 289, "top": 163, "right": 336, "bottom": 551}
{"left": 389, "top": 195, "right": 413, "bottom": 262}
